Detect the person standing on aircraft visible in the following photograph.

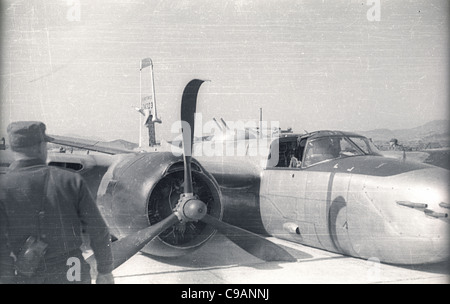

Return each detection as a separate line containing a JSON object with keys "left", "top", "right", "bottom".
{"left": 0, "top": 121, "right": 114, "bottom": 284}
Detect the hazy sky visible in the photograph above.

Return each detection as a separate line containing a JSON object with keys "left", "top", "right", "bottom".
{"left": 1, "top": 0, "right": 448, "bottom": 143}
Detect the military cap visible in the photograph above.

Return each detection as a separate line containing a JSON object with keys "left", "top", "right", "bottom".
{"left": 7, "top": 121, "right": 54, "bottom": 149}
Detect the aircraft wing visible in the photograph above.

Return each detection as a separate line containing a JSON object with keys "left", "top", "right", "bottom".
{"left": 49, "top": 135, "right": 136, "bottom": 155}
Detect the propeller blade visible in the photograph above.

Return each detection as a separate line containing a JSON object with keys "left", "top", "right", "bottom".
{"left": 200, "top": 214, "right": 297, "bottom": 263}
{"left": 107, "top": 80, "right": 208, "bottom": 270}
{"left": 111, "top": 214, "right": 179, "bottom": 269}
{"left": 180, "top": 79, "right": 206, "bottom": 194}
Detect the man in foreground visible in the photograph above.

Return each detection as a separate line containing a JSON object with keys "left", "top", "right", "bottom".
{"left": 0, "top": 121, "right": 114, "bottom": 284}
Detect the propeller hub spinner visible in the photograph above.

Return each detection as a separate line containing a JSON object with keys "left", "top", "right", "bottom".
{"left": 175, "top": 193, "right": 207, "bottom": 222}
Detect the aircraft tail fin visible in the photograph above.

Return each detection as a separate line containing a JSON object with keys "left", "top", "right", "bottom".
{"left": 137, "top": 58, "right": 161, "bottom": 147}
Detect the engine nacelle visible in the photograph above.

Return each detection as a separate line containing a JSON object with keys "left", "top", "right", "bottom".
{"left": 96, "top": 152, "right": 222, "bottom": 257}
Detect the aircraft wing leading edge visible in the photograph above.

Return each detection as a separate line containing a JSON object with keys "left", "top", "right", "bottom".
{"left": 49, "top": 135, "right": 136, "bottom": 155}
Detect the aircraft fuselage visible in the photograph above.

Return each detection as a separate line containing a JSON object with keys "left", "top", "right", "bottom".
{"left": 260, "top": 156, "right": 449, "bottom": 264}
{"left": 196, "top": 131, "right": 449, "bottom": 265}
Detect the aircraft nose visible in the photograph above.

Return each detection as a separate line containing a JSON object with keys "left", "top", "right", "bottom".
{"left": 394, "top": 167, "right": 449, "bottom": 217}
{"left": 386, "top": 167, "right": 449, "bottom": 263}
{"left": 355, "top": 166, "right": 450, "bottom": 264}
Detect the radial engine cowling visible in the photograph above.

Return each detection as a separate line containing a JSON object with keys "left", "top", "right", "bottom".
{"left": 96, "top": 152, "right": 222, "bottom": 258}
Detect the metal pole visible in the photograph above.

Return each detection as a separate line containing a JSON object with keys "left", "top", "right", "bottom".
{"left": 220, "top": 118, "right": 230, "bottom": 130}
{"left": 259, "top": 108, "right": 263, "bottom": 139}
{"left": 213, "top": 118, "right": 223, "bottom": 131}
{"left": 149, "top": 60, "right": 161, "bottom": 124}
{"left": 139, "top": 64, "right": 142, "bottom": 148}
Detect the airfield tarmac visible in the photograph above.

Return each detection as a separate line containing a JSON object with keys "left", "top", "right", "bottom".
{"left": 87, "top": 233, "right": 449, "bottom": 284}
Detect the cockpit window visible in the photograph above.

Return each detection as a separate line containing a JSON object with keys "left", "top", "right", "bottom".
{"left": 303, "top": 137, "right": 343, "bottom": 166}
{"left": 339, "top": 137, "right": 364, "bottom": 157}
{"left": 347, "top": 136, "right": 382, "bottom": 156}
{"left": 347, "top": 137, "right": 370, "bottom": 154}
{"left": 302, "top": 136, "right": 381, "bottom": 167}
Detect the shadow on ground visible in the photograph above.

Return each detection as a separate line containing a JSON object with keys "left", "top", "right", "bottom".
{"left": 141, "top": 234, "right": 312, "bottom": 269}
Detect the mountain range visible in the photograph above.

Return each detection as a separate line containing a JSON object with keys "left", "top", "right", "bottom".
{"left": 358, "top": 120, "right": 449, "bottom": 149}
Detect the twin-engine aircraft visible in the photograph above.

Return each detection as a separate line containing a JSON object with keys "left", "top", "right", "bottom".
{"left": 2, "top": 79, "right": 448, "bottom": 267}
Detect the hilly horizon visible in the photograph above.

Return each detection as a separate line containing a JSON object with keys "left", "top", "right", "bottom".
{"left": 358, "top": 119, "right": 449, "bottom": 149}
{"left": 55, "top": 119, "right": 449, "bottom": 150}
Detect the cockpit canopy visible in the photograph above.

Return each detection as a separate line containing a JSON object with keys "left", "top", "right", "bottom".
{"left": 269, "top": 131, "right": 382, "bottom": 168}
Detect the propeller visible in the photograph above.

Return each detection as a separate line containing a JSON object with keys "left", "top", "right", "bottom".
{"left": 201, "top": 214, "right": 296, "bottom": 262}
{"left": 180, "top": 79, "right": 203, "bottom": 194}
{"left": 177, "top": 79, "right": 296, "bottom": 262}
{"left": 109, "top": 79, "right": 296, "bottom": 270}
{"left": 110, "top": 214, "right": 179, "bottom": 269}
